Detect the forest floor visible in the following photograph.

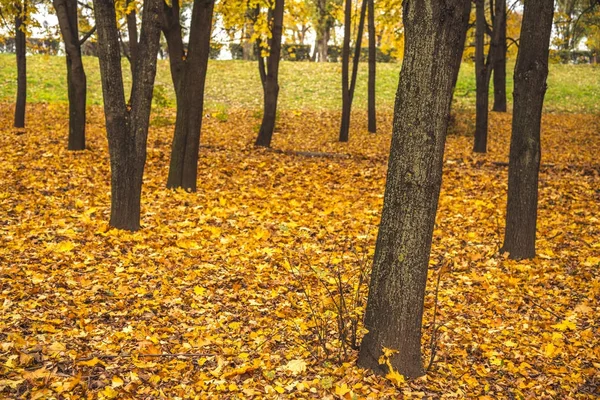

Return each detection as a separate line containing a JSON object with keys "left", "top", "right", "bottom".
{"left": 0, "top": 103, "right": 598, "bottom": 399}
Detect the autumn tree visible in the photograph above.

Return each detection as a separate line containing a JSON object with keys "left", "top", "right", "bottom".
{"left": 0, "top": 1, "right": 30, "bottom": 127}
{"left": 254, "top": 0, "right": 285, "bottom": 147}
{"left": 357, "top": 0, "right": 470, "bottom": 378}
{"left": 53, "top": 0, "right": 95, "bottom": 150}
{"left": 502, "top": 0, "right": 554, "bottom": 259}
{"left": 161, "top": 0, "right": 215, "bottom": 191}
{"left": 93, "top": 0, "right": 163, "bottom": 230}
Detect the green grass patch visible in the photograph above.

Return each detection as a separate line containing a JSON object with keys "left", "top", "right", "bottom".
{"left": 0, "top": 54, "right": 598, "bottom": 113}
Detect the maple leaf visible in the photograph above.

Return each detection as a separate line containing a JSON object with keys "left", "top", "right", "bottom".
{"left": 284, "top": 359, "right": 307, "bottom": 374}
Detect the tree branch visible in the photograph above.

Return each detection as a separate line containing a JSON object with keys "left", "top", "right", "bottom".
{"left": 79, "top": 25, "right": 95, "bottom": 45}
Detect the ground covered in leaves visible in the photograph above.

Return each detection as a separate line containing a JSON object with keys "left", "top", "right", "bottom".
{"left": 0, "top": 104, "right": 599, "bottom": 399}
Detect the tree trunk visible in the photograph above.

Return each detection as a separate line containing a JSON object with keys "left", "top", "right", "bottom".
{"left": 162, "top": 0, "right": 215, "bottom": 191}
{"left": 339, "top": 0, "right": 352, "bottom": 142}
{"left": 54, "top": 0, "right": 87, "bottom": 150}
{"left": 339, "top": 0, "right": 366, "bottom": 142}
{"left": 492, "top": 0, "right": 507, "bottom": 112}
{"left": 14, "top": 1, "right": 26, "bottom": 129}
{"left": 126, "top": 0, "right": 138, "bottom": 77}
{"left": 473, "top": 0, "right": 489, "bottom": 153}
{"left": 357, "top": 0, "right": 470, "bottom": 379}
{"left": 367, "top": 0, "right": 376, "bottom": 133}
{"left": 501, "top": 0, "right": 553, "bottom": 260}
{"left": 93, "top": 0, "right": 162, "bottom": 231}
{"left": 254, "top": 0, "right": 284, "bottom": 147}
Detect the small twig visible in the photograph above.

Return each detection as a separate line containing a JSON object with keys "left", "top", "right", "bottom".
{"left": 76, "top": 352, "right": 213, "bottom": 362}
{"left": 524, "top": 296, "right": 562, "bottom": 320}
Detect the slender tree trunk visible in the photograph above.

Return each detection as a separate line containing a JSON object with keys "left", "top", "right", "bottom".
{"left": 357, "top": 0, "right": 470, "bottom": 379}
{"left": 502, "top": 0, "right": 554, "bottom": 259}
{"left": 367, "top": 0, "right": 376, "bottom": 133}
{"left": 14, "top": 1, "right": 26, "bottom": 128}
{"left": 255, "top": 0, "right": 284, "bottom": 147}
{"left": 93, "top": 0, "right": 162, "bottom": 231}
{"left": 492, "top": 0, "right": 507, "bottom": 112}
{"left": 339, "top": 0, "right": 366, "bottom": 142}
{"left": 126, "top": 0, "right": 138, "bottom": 77}
{"left": 54, "top": 0, "right": 87, "bottom": 150}
{"left": 473, "top": 0, "right": 489, "bottom": 153}
{"left": 162, "top": 0, "right": 215, "bottom": 191}
{"left": 339, "top": 0, "right": 352, "bottom": 142}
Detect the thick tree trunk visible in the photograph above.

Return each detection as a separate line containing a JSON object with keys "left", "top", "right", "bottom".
{"left": 163, "top": 0, "right": 215, "bottom": 190}
{"left": 473, "top": 0, "right": 489, "bottom": 153}
{"left": 492, "top": 0, "right": 507, "bottom": 112}
{"left": 14, "top": 2, "right": 26, "bottom": 129}
{"left": 357, "top": 0, "right": 470, "bottom": 379}
{"left": 255, "top": 0, "right": 284, "bottom": 147}
{"left": 93, "top": 0, "right": 162, "bottom": 231}
{"left": 367, "top": 0, "right": 375, "bottom": 133}
{"left": 54, "top": 0, "right": 87, "bottom": 150}
{"left": 339, "top": 0, "right": 352, "bottom": 142}
{"left": 502, "top": 0, "right": 553, "bottom": 259}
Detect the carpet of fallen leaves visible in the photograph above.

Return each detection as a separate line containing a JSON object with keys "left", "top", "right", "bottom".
{"left": 0, "top": 103, "right": 599, "bottom": 399}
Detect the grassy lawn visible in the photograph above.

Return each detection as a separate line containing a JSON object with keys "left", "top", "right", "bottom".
{"left": 0, "top": 54, "right": 598, "bottom": 113}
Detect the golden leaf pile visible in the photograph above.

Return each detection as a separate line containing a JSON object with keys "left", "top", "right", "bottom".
{"left": 0, "top": 103, "right": 598, "bottom": 398}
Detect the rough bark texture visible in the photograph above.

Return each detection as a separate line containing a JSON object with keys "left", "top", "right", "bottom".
{"left": 54, "top": 0, "right": 87, "bottom": 150}
{"left": 254, "top": 0, "right": 284, "bottom": 148}
{"left": 492, "top": 0, "right": 507, "bottom": 112}
{"left": 339, "top": 0, "right": 367, "bottom": 142}
{"left": 502, "top": 0, "right": 554, "bottom": 260}
{"left": 338, "top": 0, "right": 352, "bottom": 142}
{"left": 93, "top": 0, "right": 162, "bottom": 231}
{"left": 162, "top": 0, "right": 215, "bottom": 190}
{"left": 357, "top": 0, "right": 470, "bottom": 379}
{"left": 473, "top": 0, "right": 489, "bottom": 153}
{"left": 14, "top": 2, "right": 26, "bottom": 129}
{"left": 367, "top": 0, "right": 376, "bottom": 133}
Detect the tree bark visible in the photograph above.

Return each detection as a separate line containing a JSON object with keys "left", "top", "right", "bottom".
{"left": 473, "top": 0, "right": 489, "bottom": 153}
{"left": 502, "top": 0, "right": 554, "bottom": 260}
{"left": 162, "top": 0, "right": 215, "bottom": 191}
{"left": 492, "top": 0, "right": 507, "bottom": 112}
{"left": 357, "top": 0, "right": 470, "bottom": 379}
{"left": 254, "top": 0, "right": 285, "bottom": 147}
{"left": 367, "top": 0, "right": 376, "bottom": 133}
{"left": 54, "top": 0, "right": 87, "bottom": 150}
{"left": 14, "top": 1, "right": 26, "bottom": 128}
{"left": 93, "top": 0, "right": 162, "bottom": 231}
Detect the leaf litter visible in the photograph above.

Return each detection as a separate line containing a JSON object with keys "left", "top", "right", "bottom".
{"left": 0, "top": 103, "right": 598, "bottom": 398}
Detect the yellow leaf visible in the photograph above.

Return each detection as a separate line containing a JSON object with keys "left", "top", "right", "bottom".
{"left": 385, "top": 370, "right": 406, "bottom": 387}
{"left": 504, "top": 340, "right": 517, "bottom": 347}
{"left": 111, "top": 375, "right": 124, "bottom": 388}
{"left": 55, "top": 241, "right": 76, "bottom": 253}
{"left": 551, "top": 320, "right": 576, "bottom": 331}
{"left": 193, "top": 286, "right": 206, "bottom": 296}
{"left": 335, "top": 383, "right": 351, "bottom": 396}
{"left": 78, "top": 357, "right": 106, "bottom": 367}
{"left": 176, "top": 239, "right": 200, "bottom": 250}
{"left": 544, "top": 343, "right": 557, "bottom": 358}
{"left": 284, "top": 359, "right": 307, "bottom": 374}
{"left": 101, "top": 386, "right": 119, "bottom": 399}
{"left": 274, "top": 385, "right": 285, "bottom": 394}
